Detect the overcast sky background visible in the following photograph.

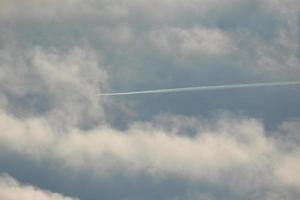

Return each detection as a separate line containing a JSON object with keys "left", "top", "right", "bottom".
{"left": 0, "top": 0, "right": 300, "bottom": 199}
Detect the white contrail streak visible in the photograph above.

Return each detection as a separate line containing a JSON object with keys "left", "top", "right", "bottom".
{"left": 97, "top": 81, "right": 300, "bottom": 96}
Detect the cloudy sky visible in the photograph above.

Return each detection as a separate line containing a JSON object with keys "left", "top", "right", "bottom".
{"left": 0, "top": 0, "right": 299, "bottom": 199}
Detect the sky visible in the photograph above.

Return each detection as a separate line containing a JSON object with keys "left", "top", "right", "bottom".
{"left": 0, "top": 0, "right": 299, "bottom": 199}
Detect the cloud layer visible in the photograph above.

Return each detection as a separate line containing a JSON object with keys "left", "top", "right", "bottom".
{"left": 0, "top": 0, "right": 299, "bottom": 199}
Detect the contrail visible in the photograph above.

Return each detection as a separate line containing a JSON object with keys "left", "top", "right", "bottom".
{"left": 97, "top": 81, "right": 300, "bottom": 96}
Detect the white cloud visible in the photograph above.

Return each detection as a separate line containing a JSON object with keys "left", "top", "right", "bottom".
{"left": 0, "top": 0, "right": 87, "bottom": 20}
{"left": 254, "top": 27, "right": 300, "bottom": 77}
{"left": 1, "top": 111, "right": 300, "bottom": 198}
{"left": 0, "top": 46, "right": 108, "bottom": 128}
{"left": 262, "top": 0, "right": 300, "bottom": 19}
{"left": 0, "top": 110, "right": 299, "bottom": 186}
{"left": 148, "top": 27, "right": 236, "bottom": 59}
{"left": 0, "top": 0, "right": 242, "bottom": 22}
{"left": 0, "top": 174, "right": 78, "bottom": 200}
{"left": 1, "top": 0, "right": 299, "bottom": 81}
{"left": 275, "top": 152, "right": 300, "bottom": 188}
{"left": 244, "top": 0, "right": 300, "bottom": 77}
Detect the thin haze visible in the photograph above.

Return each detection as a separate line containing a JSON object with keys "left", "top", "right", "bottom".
{"left": 98, "top": 81, "right": 300, "bottom": 96}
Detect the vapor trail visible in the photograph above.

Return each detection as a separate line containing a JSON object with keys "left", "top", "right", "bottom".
{"left": 97, "top": 81, "right": 300, "bottom": 96}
